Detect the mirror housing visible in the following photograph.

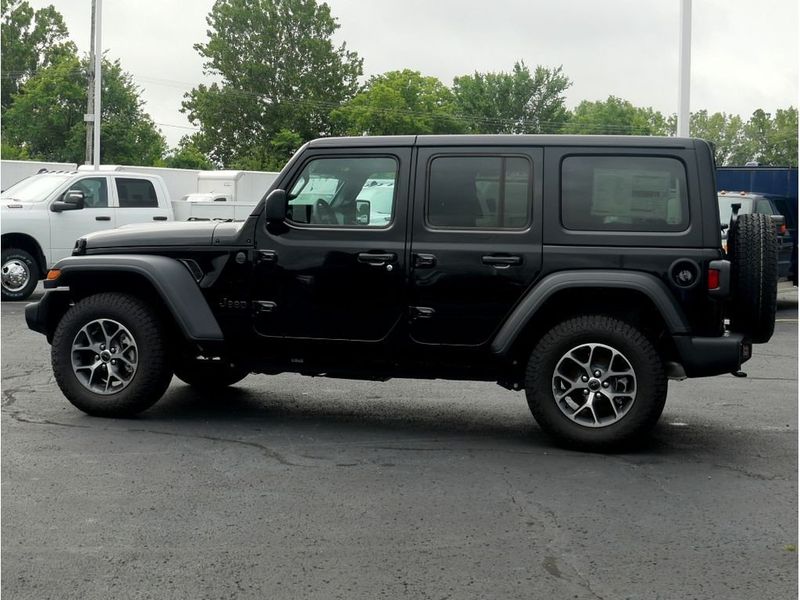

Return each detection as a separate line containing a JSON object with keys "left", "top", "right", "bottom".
{"left": 264, "top": 189, "right": 287, "bottom": 222}
{"left": 51, "top": 190, "right": 85, "bottom": 212}
{"left": 356, "top": 200, "right": 370, "bottom": 225}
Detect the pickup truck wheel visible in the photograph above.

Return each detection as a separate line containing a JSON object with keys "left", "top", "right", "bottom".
{"left": 51, "top": 293, "right": 173, "bottom": 417}
{"left": 525, "top": 315, "right": 667, "bottom": 450}
{"left": 729, "top": 213, "right": 778, "bottom": 343}
{"left": 174, "top": 358, "right": 249, "bottom": 388}
{"left": 1, "top": 248, "right": 39, "bottom": 301}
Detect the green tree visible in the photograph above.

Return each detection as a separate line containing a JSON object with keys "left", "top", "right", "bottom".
{"left": 741, "top": 107, "right": 797, "bottom": 166}
{"left": 2, "top": 54, "right": 166, "bottom": 165}
{"left": 161, "top": 135, "right": 214, "bottom": 170}
{"left": 331, "top": 70, "right": 463, "bottom": 136}
{"left": 183, "top": 0, "right": 363, "bottom": 169}
{"left": 565, "top": 96, "right": 672, "bottom": 136}
{"left": 452, "top": 62, "right": 570, "bottom": 134}
{"left": 1, "top": 0, "right": 76, "bottom": 110}
{"left": 690, "top": 110, "right": 746, "bottom": 165}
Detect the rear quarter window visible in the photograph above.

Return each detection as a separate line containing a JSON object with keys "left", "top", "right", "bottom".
{"left": 561, "top": 156, "right": 689, "bottom": 232}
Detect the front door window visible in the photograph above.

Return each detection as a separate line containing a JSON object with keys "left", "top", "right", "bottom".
{"left": 287, "top": 157, "right": 397, "bottom": 228}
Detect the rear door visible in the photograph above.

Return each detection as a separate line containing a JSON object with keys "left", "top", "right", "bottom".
{"left": 113, "top": 176, "right": 171, "bottom": 226}
{"left": 408, "top": 146, "right": 543, "bottom": 346}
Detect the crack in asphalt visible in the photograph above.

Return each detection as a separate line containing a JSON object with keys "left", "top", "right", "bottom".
{"left": 121, "top": 426, "right": 313, "bottom": 467}
{"left": 499, "top": 467, "right": 608, "bottom": 600}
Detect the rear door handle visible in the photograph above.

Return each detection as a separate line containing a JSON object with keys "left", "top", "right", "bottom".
{"left": 357, "top": 252, "right": 397, "bottom": 266}
{"left": 482, "top": 255, "right": 522, "bottom": 267}
{"left": 153, "top": 216, "right": 168, "bottom": 221}
{"left": 95, "top": 216, "right": 111, "bottom": 221}
{"left": 414, "top": 253, "right": 437, "bottom": 268}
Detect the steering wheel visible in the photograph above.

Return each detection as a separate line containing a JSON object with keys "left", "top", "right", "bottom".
{"left": 313, "top": 198, "right": 338, "bottom": 225}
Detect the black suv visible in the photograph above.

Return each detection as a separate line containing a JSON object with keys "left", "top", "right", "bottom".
{"left": 26, "top": 136, "right": 778, "bottom": 449}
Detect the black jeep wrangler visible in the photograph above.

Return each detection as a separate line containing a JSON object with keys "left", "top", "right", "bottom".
{"left": 26, "top": 135, "right": 778, "bottom": 449}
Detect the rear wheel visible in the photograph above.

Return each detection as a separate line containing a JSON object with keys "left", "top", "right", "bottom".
{"left": 729, "top": 213, "right": 778, "bottom": 343}
{"left": 525, "top": 315, "right": 667, "bottom": 450}
{"left": 51, "top": 293, "right": 173, "bottom": 417}
{"left": 2, "top": 248, "right": 39, "bottom": 301}
{"left": 174, "top": 358, "right": 249, "bottom": 388}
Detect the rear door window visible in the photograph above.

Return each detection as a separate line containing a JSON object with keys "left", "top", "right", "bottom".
{"left": 115, "top": 178, "right": 158, "bottom": 208}
{"left": 427, "top": 156, "right": 532, "bottom": 229}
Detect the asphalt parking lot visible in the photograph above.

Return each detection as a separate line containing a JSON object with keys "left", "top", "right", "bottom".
{"left": 2, "top": 287, "right": 797, "bottom": 600}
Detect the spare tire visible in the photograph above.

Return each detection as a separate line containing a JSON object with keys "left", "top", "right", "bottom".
{"left": 729, "top": 213, "right": 778, "bottom": 343}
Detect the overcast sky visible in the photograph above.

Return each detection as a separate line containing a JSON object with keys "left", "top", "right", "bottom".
{"left": 29, "top": 0, "right": 799, "bottom": 147}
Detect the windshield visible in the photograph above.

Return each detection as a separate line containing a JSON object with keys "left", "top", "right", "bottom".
{"left": 1, "top": 174, "right": 72, "bottom": 202}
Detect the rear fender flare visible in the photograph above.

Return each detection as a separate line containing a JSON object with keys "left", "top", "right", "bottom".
{"left": 491, "top": 270, "right": 690, "bottom": 356}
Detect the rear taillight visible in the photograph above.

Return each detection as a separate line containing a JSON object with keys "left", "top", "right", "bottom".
{"left": 708, "top": 268, "right": 720, "bottom": 290}
{"left": 778, "top": 224, "right": 787, "bottom": 235}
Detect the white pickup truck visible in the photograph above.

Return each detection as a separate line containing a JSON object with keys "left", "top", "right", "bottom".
{"left": 1, "top": 170, "right": 261, "bottom": 300}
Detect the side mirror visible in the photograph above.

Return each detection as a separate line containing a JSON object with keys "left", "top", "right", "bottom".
{"left": 51, "top": 190, "right": 85, "bottom": 212}
{"left": 771, "top": 214, "right": 787, "bottom": 235}
{"left": 264, "top": 189, "right": 287, "bottom": 222}
{"left": 356, "top": 200, "right": 370, "bottom": 225}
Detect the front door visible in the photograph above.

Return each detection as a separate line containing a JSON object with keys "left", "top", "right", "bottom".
{"left": 409, "top": 146, "right": 543, "bottom": 346}
{"left": 252, "top": 149, "right": 411, "bottom": 346}
{"left": 49, "top": 176, "right": 115, "bottom": 264}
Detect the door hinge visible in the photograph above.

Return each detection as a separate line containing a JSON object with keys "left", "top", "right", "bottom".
{"left": 254, "top": 300, "right": 277, "bottom": 313}
{"left": 257, "top": 250, "right": 278, "bottom": 264}
{"left": 409, "top": 306, "right": 435, "bottom": 319}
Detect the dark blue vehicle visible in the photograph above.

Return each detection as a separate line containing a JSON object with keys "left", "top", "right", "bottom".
{"left": 717, "top": 167, "right": 798, "bottom": 284}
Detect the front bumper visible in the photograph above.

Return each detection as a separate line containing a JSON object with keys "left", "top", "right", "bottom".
{"left": 673, "top": 333, "right": 750, "bottom": 378}
{"left": 25, "top": 289, "right": 71, "bottom": 342}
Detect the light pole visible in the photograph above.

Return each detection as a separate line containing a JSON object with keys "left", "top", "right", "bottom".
{"left": 677, "top": 0, "right": 692, "bottom": 137}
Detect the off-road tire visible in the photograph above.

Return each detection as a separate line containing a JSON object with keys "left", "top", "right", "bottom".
{"left": 525, "top": 315, "right": 667, "bottom": 450}
{"left": 174, "top": 359, "right": 249, "bottom": 388}
{"left": 2, "top": 247, "right": 39, "bottom": 301}
{"left": 51, "top": 293, "right": 173, "bottom": 417}
{"left": 729, "top": 213, "right": 778, "bottom": 343}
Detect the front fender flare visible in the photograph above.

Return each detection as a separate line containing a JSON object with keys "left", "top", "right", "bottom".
{"left": 491, "top": 270, "right": 690, "bottom": 356}
{"left": 47, "top": 254, "right": 223, "bottom": 342}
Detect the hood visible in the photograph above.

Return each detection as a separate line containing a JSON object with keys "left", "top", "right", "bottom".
{"left": 81, "top": 221, "right": 245, "bottom": 251}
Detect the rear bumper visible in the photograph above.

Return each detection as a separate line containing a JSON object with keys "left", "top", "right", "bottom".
{"left": 673, "top": 333, "right": 750, "bottom": 378}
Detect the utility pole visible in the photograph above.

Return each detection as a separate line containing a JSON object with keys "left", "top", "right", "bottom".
{"left": 92, "top": 0, "right": 102, "bottom": 169}
{"left": 83, "top": 0, "right": 95, "bottom": 164}
{"left": 677, "top": 0, "right": 692, "bottom": 137}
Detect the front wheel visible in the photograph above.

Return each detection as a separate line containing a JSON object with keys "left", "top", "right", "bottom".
{"left": 525, "top": 315, "right": 667, "bottom": 450}
{"left": 51, "top": 293, "right": 173, "bottom": 417}
{"left": 2, "top": 248, "right": 39, "bottom": 301}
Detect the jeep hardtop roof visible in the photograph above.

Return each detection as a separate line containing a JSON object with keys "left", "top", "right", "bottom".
{"left": 307, "top": 135, "right": 698, "bottom": 149}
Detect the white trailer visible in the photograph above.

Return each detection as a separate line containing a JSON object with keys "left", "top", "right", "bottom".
{"left": 1, "top": 160, "right": 78, "bottom": 190}
{"left": 193, "top": 170, "right": 279, "bottom": 204}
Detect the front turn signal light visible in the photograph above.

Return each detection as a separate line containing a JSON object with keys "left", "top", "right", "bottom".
{"left": 46, "top": 269, "right": 61, "bottom": 281}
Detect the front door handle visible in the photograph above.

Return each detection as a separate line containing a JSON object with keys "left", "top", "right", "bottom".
{"left": 153, "top": 216, "right": 168, "bottom": 221}
{"left": 482, "top": 255, "right": 522, "bottom": 267}
{"left": 95, "top": 216, "right": 111, "bottom": 221}
{"left": 357, "top": 252, "right": 397, "bottom": 266}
